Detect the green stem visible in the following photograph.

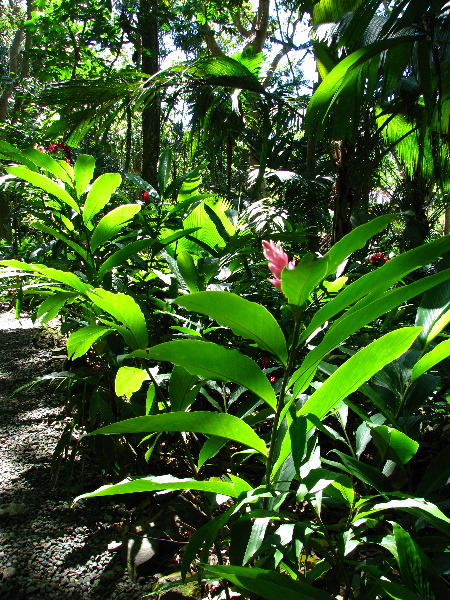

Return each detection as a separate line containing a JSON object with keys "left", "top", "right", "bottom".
{"left": 265, "top": 308, "right": 302, "bottom": 486}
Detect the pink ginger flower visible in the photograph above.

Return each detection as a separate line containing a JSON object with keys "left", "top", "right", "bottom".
{"left": 262, "top": 240, "right": 296, "bottom": 290}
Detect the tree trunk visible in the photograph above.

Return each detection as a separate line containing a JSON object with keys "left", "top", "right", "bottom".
{"left": 139, "top": 0, "right": 160, "bottom": 188}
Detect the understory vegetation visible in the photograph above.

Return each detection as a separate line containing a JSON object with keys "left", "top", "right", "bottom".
{"left": 1, "top": 0, "right": 449, "bottom": 598}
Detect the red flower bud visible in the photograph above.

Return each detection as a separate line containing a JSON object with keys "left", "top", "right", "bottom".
{"left": 368, "top": 252, "right": 389, "bottom": 266}
{"left": 142, "top": 191, "right": 150, "bottom": 204}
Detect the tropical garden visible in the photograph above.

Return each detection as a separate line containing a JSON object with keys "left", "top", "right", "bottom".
{"left": 0, "top": 0, "right": 450, "bottom": 598}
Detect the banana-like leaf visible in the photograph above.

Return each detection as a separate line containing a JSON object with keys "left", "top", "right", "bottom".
{"left": 74, "top": 154, "right": 95, "bottom": 197}
{"left": 75, "top": 473, "right": 252, "bottom": 503}
{"left": 67, "top": 326, "right": 113, "bottom": 360}
{"left": 176, "top": 291, "right": 288, "bottom": 365}
{"left": 5, "top": 166, "right": 79, "bottom": 212}
{"left": 87, "top": 411, "right": 267, "bottom": 456}
{"left": 87, "top": 288, "right": 148, "bottom": 350}
{"left": 130, "top": 340, "right": 276, "bottom": 410}
{"left": 281, "top": 214, "right": 397, "bottom": 306}
{"left": 90, "top": 204, "right": 140, "bottom": 252}
{"left": 297, "top": 327, "right": 421, "bottom": 423}
{"left": 83, "top": 173, "right": 122, "bottom": 224}
{"left": 204, "top": 565, "right": 334, "bottom": 600}
{"left": 115, "top": 366, "right": 148, "bottom": 399}
{"left": 0, "top": 260, "right": 91, "bottom": 293}
{"left": 410, "top": 339, "right": 450, "bottom": 383}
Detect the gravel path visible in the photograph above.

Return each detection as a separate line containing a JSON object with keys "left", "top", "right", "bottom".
{"left": 0, "top": 312, "right": 154, "bottom": 600}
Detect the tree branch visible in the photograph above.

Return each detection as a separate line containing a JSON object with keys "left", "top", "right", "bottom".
{"left": 198, "top": 21, "right": 226, "bottom": 57}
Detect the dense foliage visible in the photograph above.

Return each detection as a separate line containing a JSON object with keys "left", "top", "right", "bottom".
{"left": 0, "top": 1, "right": 449, "bottom": 598}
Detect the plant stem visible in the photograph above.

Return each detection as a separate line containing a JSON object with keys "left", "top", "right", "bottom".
{"left": 265, "top": 308, "right": 302, "bottom": 487}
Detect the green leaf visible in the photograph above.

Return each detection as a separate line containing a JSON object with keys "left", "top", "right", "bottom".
{"left": 281, "top": 214, "right": 397, "bottom": 306}
{"left": 131, "top": 340, "right": 276, "bottom": 410}
{"left": 83, "top": 173, "right": 122, "bottom": 224}
{"left": 0, "top": 260, "right": 91, "bottom": 293}
{"left": 158, "top": 148, "right": 172, "bottom": 196}
{"left": 415, "top": 280, "right": 450, "bottom": 347}
{"left": 22, "top": 147, "right": 74, "bottom": 184}
{"left": 175, "top": 292, "right": 288, "bottom": 365}
{"left": 204, "top": 565, "right": 334, "bottom": 600}
{"left": 355, "top": 496, "right": 450, "bottom": 537}
{"left": 300, "top": 238, "right": 450, "bottom": 345}
{"left": 98, "top": 238, "right": 155, "bottom": 277}
{"left": 115, "top": 366, "right": 148, "bottom": 399}
{"left": 370, "top": 425, "right": 419, "bottom": 465}
{"left": 30, "top": 222, "right": 88, "bottom": 261}
{"left": 411, "top": 339, "right": 450, "bottom": 383}
{"left": 176, "top": 251, "right": 203, "bottom": 293}
{"left": 88, "top": 411, "right": 267, "bottom": 455}
{"left": 297, "top": 327, "right": 422, "bottom": 423}
{"left": 328, "top": 451, "right": 391, "bottom": 493}
{"left": 36, "top": 292, "right": 77, "bottom": 323}
{"left": 291, "top": 270, "right": 450, "bottom": 395}
{"left": 87, "top": 289, "right": 148, "bottom": 349}
{"left": 169, "top": 366, "right": 199, "bottom": 412}
{"left": 74, "top": 473, "right": 252, "bottom": 503}
{"left": 90, "top": 204, "right": 140, "bottom": 252}
{"left": 5, "top": 166, "right": 79, "bottom": 212}
{"left": 74, "top": 154, "right": 95, "bottom": 197}
{"left": 67, "top": 326, "right": 113, "bottom": 360}
{"left": 198, "top": 436, "right": 228, "bottom": 469}
{"left": 379, "top": 580, "right": 423, "bottom": 600}
{"left": 393, "top": 522, "right": 448, "bottom": 600}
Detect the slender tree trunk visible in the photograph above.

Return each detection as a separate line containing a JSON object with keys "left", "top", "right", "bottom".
{"left": 139, "top": 0, "right": 160, "bottom": 188}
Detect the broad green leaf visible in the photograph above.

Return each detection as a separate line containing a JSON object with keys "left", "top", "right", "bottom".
{"left": 37, "top": 292, "right": 77, "bottom": 323}
{"left": 98, "top": 238, "right": 155, "bottom": 277}
{"left": 30, "top": 222, "right": 88, "bottom": 261}
{"left": 355, "top": 497, "right": 450, "bottom": 537}
{"left": 282, "top": 214, "right": 397, "bottom": 306}
{"left": 327, "top": 452, "right": 391, "bottom": 493}
{"left": 75, "top": 473, "right": 252, "bottom": 503}
{"left": 176, "top": 292, "right": 288, "bottom": 365}
{"left": 83, "top": 173, "right": 121, "bottom": 224}
{"left": 379, "top": 580, "right": 423, "bottom": 600}
{"left": 204, "top": 565, "right": 334, "bottom": 600}
{"left": 0, "top": 260, "right": 91, "bottom": 293}
{"left": 297, "top": 327, "right": 422, "bottom": 423}
{"left": 22, "top": 147, "right": 74, "bottom": 184}
{"left": 243, "top": 517, "right": 271, "bottom": 564}
{"left": 157, "top": 148, "right": 172, "bottom": 196}
{"left": 411, "top": 339, "right": 450, "bottom": 383}
{"left": 67, "top": 326, "right": 113, "bottom": 360}
{"left": 415, "top": 277, "right": 450, "bottom": 348}
{"left": 90, "top": 204, "right": 140, "bottom": 252}
{"left": 74, "top": 154, "right": 95, "bottom": 197}
{"left": 198, "top": 436, "right": 228, "bottom": 469}
{"left": 177, "top": 250, "right": 203, "bottom": 293}
{"left": 393, "top": 522, "right": 448, "bottom": 600}
{"left": 291, "top": 271, "right": 450, "bottom": 395}
{"left": 87, "top": 289, "right": 148, "bottom": 349}
{"left": 5, "top": 166, "right": 79, "bottom": 212}
{"left": 169, "top": 366, "right": 199, "bottom": 412}
{"left": 300, "top": 238, "right": 450, "bottom": 345}
{"left": 370, "top": 425, "right": 419, "bottom": 465}
{"left": 88, "top": 411, "right": 267, "bottom": 455}
{"left": 115, "top": 366, "right": 148, "bottom": 399}
{"left": 131, "top": 340, "right": 276, "bottom": 410}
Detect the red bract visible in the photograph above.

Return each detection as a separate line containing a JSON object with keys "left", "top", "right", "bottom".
{"left": 47, "top": 143, "right": 57, "bottom": 153}
{"left": 142, "top": 191, "right": 150, "bottom": 204}
{"left": 262, "top": 240, "right": 296, "bottom": 290}
{"left": 368, "top": 252, "right": 389, "bottom": 265}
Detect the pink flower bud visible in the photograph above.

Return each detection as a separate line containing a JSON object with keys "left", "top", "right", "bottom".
{"left": 262, "top": 240, "right": 296, "bottom": 290}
